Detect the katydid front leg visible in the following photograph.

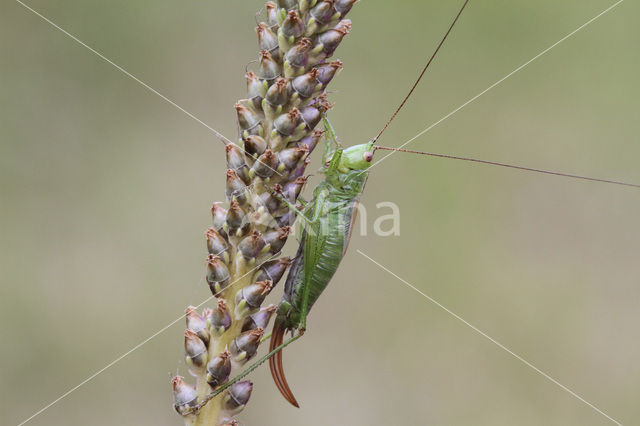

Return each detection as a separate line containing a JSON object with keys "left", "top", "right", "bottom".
{"left": 322, "top": 114, "right": 342, "bottom": 149}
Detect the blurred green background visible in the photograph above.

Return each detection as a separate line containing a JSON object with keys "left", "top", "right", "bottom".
{"left": 2, "top": 0, "right": 639, "bottom": 425}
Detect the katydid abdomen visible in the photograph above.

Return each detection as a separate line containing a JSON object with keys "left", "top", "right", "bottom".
{"left": 283, "top": 198, "right": 359, "bottom": 326}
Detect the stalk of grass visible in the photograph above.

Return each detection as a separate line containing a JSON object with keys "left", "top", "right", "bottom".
{"left": 171, "top": 1, "right": 358, "bottom": 424}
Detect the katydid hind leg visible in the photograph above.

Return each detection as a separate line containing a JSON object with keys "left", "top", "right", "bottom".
{"left": 322, "top": 115, "right": 342, "bottom": 148}
{"left": 297, "top": 253, "right": 316, "bottom": 334}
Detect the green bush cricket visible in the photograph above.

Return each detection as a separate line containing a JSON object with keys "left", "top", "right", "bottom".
{"left": 188, "top": 0, "right": 472, "bottom": 410}
{"left": 268, "top": 117, "right": 375, "bottom": 406}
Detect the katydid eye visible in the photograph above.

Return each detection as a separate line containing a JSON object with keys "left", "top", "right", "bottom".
{"left": 363, "top": 151, "right": 373, "bottom": 162}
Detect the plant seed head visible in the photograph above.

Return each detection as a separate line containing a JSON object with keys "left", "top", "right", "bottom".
{"left": 206, "top": 349, "right": 232, "bottom": 388}
{"left": 335, "top": 0, "right": 359, "bottom": 17}
{"left": 288, "top": 156, "right": 311, "bottom": 180}
{"left": 171, "top": 376, "right": 198, "bottom": 415}
{"left": 225, "top": 200, "right": 246, "bottom": 230}
{"left": 258, "top": 50, "right": 280, "bottom": 80}
{"left": 274, "top": 108, "right": 301, "bottom": 136}
{"left": 242, "top": 304, "right": 277, "bottom": 332}
{"left": 297, "top": 129, "right": 323, "bottom": 154}
{"left": 252, "top": 149, "right": 278, "bottom": 178}
{"left": 245, "top": 71, "right": 266, "bottom": 99}
{"left": 262, "top": 226, "right": 291, "bottom": 254}
{"left": 292, "top": 68, "right": 319, "bottom": 99}
{"left": 317, "top": 20, "right": 351, "bottom": 56}
{"left": 225, "top": 169, "right": 248, "bottom": 203}
{"left": 265, "top": 2, "right": 278, "bottom": 27}
{"left": 315, "top": 60, "right": 343, "bottom": 86}
{"left": 254, "top": 257, "right": 291, "bottom": 285}
{"left": 310, "top": 0, "right": 337, "bottom": 25}
{"left": 236, "top": 280, "right": 273, "bottom": 311}
{"left": 186, "top": 306, "right": 210, "bottom": 347}
{"left": 238, "top": 230, "right": 266, "bottom": 260}
{"left": 226, "top": 144, "right": 246, "bottom": 171}
{"left": 205, "top": 227, "right": 229, "bottom": 259}
{"left": 184, "top": 329, "right": 208, "bottom": 370}
{"left": 300, "top": 105, "right": 322, "bottom": 129}
{"left": 285, "top": 38, "right": 312, "bottom": 68}
{"left": 256, "top": 23, "right": 278, "bottom": 52}
{"left": 243, "top": 135, "right": 267, "bottom": 157}
{"left": 277, "top": 0, "right": 297, "bottom": 10}
{"left": 224, "top": 380, "right": 253, "bottom": 411}
{"left": 231, "top": 328, "right": 265, "bottom": 361}
{"left": 277, "top": 145, "right": 307, "bottom": 170}
{"left": 210, "top": 299, "right": 232, "bottom": 334}
{"left": 234, "top": 102, "right": 261, "bottom": 130}
{"left": 281, "top": 10, "right": 304, "bottom": 38}
{"left": 206, "top": 254, "right": 230, "bottom": 286}
{"left": 264, "top": 77, "right": 289, "bottom": 106}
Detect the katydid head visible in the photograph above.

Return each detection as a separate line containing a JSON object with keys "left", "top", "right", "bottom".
{"left": 339, "top": 141, "right": 375, "bottom": 171}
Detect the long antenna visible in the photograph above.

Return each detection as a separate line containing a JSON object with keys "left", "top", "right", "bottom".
{"left": 374, "top": 146, "right": 640, "bottom": 189}
{"left": 372, "top": 0, "right": 471, "bottom": 143}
